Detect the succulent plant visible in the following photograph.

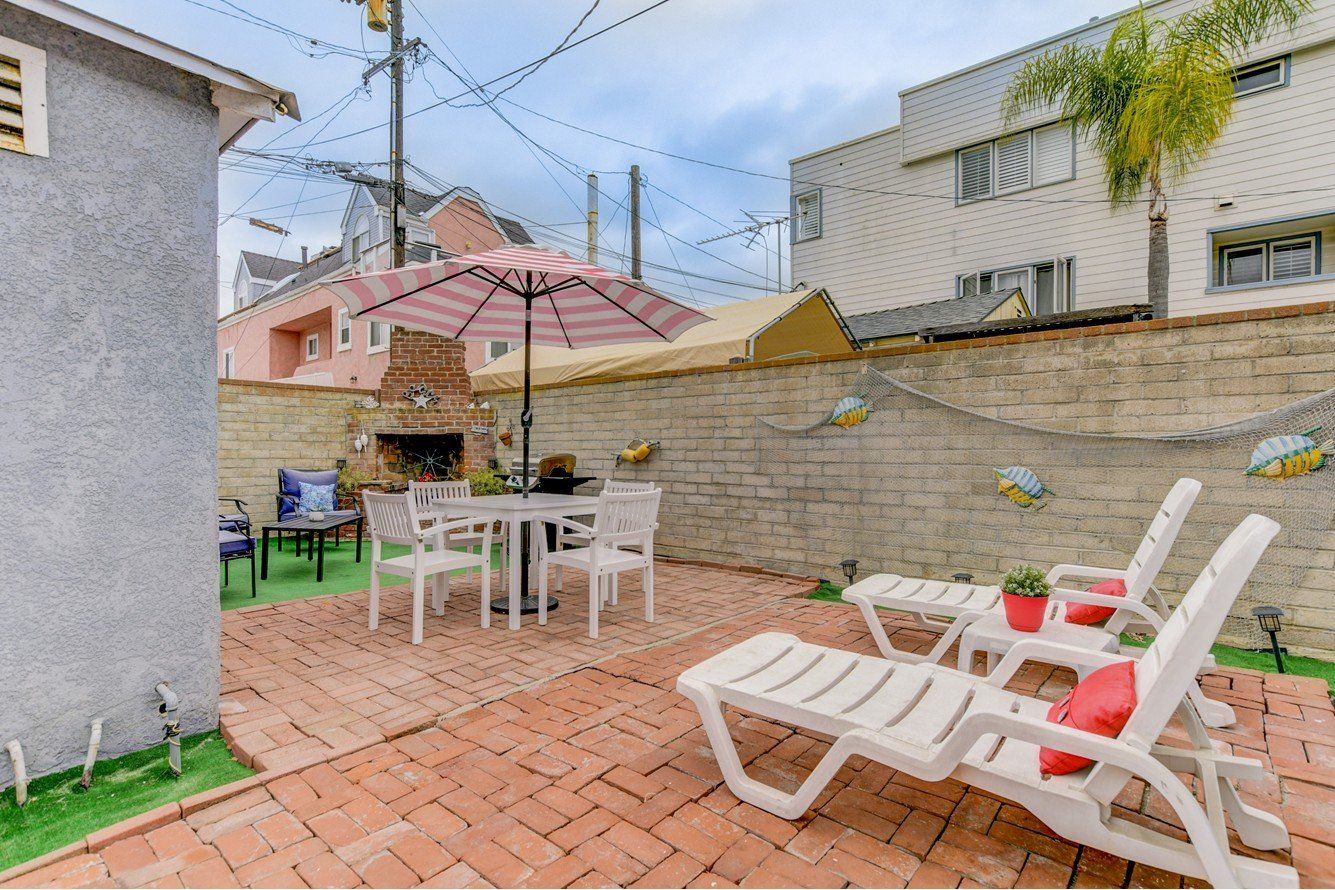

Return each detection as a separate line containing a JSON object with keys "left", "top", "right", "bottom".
{"left": 1000, "top": 565, "right": 1051, "bottom": 598}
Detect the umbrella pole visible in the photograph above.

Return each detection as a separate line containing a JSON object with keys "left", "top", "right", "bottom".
{"left": 519, "top": 296, "right": 533, "bottom": 599}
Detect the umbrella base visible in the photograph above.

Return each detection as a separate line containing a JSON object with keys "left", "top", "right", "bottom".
{"left": 490, "top": 595, "right": 559, "bottom": 616}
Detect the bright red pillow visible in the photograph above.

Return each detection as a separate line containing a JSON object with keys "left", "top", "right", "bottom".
{"left": 1064, "top": 578, "right": 1128, "bottom": 625}
{"left": 1039, "top": 660, "right": 1137, "bottom": 775}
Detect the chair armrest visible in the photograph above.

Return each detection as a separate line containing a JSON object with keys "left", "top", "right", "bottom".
{"left": 596, "top": 529, "right": 651, "bottom": 547}
{"left": 1049, "top": 587, "right": 1165, "bottom": 630}
{"left": 531, "top": 515, "right": 595, "bottom": 537}
{"left": 938, "top": 710, "right": 1155, "bottom": 775}
{"left": 1044, "top": 564, "right": 1126, "bottom": 586}
{"left": 984, "top": 638, "right": 1130, "bottom": 687}
{"left": 418, "top": 517, "right": 494, "bottom": 540}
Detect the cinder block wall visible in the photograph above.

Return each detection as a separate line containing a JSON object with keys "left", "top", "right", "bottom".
{"left": 218, "top": 380, "right": 370, "bottom": 525}
{"left": 479, "top": 303, "right": 1335, "bottom": 657}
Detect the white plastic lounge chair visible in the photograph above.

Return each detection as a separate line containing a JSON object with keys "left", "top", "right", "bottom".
{"left": 678, "top": 515, "right": 1293, "bottom": 889}
{"left": 841, "top": 478, "right": 1233, "bottom": 727}
{"left": 363, "top": 491, "right": 493, "bottom": 644}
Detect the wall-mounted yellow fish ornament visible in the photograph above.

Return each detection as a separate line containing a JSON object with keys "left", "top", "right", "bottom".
{"left": 617, "top": 437, "right": 659, "bottom": 467}
{"left": 830, "top": 396, "right": 870, "bottom": 429}
{"left": 1246, "top": 427, "right": 1329, "bottom": 480}
{"left": 995, "top": 466, "right": 1053, "bottom": 508}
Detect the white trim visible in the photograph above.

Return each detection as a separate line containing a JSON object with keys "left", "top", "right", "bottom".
{"left": 337, "top": 308, "right": 352, "bottom": 351}
{"left": 0, "top": 36, "right": 49, "bottom": 158}
{"left": 305, "top": 332, "right": 319, "bottom": 361}
{"left": 1232, "top": 56, "right": 1288, "bottom": 98}
{"left": 222, "top": 347, "right": 235, "bottom": 379}
{"left": 367, "top": 321, "right": 390, "bottom": 354}
{"left": 792, "top": 189, "right": 822, "bottom": 242}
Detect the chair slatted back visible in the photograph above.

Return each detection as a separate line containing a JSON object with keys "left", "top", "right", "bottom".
{"left": 1109, "top": 478, "right": 1202, "bottom": 634}
{"left": 605, "top": 480, "right": 656, "bottom": 495}
{"left": 593, "top": 489, "right": 661, "bottom": 545}
{"left": 1082, "top": 514, "right": 1280, "bottom": 803}
{"left": 362, "top": 491, "right": 421, "bottom": 546}
{"left": 408, "top": 480, "right": 470, "bottom": 515}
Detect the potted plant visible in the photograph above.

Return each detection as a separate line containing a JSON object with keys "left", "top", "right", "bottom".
{"left": 999, "top": 565, "right": 1052, "bottom": 632}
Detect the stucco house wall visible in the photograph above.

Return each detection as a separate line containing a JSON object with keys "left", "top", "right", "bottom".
{"left": 0, "top": 4, "right": 222, "bottom": 782}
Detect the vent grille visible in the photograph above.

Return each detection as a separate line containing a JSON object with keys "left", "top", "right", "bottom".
{"left": 0, "top": 54, "right": 23, "bottom": 153}
{"left": 958, "top": 145, "right": 991, "bottom": 201}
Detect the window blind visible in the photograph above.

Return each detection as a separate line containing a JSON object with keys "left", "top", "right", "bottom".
{"left": 995, "top": 134, "right": 1031, "bottom": 193}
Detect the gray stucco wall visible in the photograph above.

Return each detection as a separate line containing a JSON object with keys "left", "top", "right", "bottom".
{"left": 0, "top": 4, "right": 221, "bottom": 784}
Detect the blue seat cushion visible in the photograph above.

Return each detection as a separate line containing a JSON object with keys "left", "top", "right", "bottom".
{"left": 279, "top": 468, "right": 339, "bottom": 519}
{"left": 220, "top": 512, "right": 248, "bottom": 523}
{"left": 219, "top": 531, "right": 255, "bottom": 556}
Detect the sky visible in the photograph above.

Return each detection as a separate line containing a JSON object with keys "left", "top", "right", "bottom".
{"left": 73, "top": 0, "right": 1114, "bottom": 314}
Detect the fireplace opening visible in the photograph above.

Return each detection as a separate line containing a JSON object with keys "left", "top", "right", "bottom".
{"left": 377, "top": 433, "right": 464, "bottom": 485}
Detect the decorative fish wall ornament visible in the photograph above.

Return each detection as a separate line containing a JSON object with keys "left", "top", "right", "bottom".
{"left": 995, "top": 466, "right": 1053, "bottom": 508}
{"left": 830, "top": 396, "right": 871, "bottom": 429}
{"left": 1246, "top": 427, "right": 1329, "bottom": 480}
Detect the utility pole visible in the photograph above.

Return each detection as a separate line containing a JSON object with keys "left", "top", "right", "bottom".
{"left": 586, "top": 173, "right": 598, "bottom": 264}
{"left": 629, "top": 164, "right": 642, "bottom": 280}
{"left": 388, "top": 0, "right": 406, "bottom": 269}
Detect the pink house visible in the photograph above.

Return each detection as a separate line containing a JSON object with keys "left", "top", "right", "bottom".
{"left": 218, "top": 184, "right": 531, "bottom": 388}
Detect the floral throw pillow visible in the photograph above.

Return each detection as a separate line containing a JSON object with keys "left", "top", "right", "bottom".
{"left": 297, "top": 481, "right": 336, "bottom": 514}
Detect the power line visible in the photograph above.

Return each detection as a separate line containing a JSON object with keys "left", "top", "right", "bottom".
{"left": 178, "top": 0, "right": 373, "bottom": 60}
{"left": 274, "top": 0, "right": 675, "bottom": 151}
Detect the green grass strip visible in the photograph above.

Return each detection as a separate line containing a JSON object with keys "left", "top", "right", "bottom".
{"left": 220, "top": 539, "right": 502, "bottom": 611}
{"left": 807, "top": 583, "right": 1332, "bottom": 684}
{"left": 0, "top": 731, "right": 252, "bottom": 872}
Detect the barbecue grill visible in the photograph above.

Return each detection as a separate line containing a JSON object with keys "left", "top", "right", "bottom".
{"left": 501, "top": 453, "right": 596, "bottom": 494}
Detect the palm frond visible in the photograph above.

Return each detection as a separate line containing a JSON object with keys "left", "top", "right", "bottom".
{"left": 1173, "top": 0, "right": 1312, "bottom": 61}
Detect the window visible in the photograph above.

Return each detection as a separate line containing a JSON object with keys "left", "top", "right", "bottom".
{"left": 0, "top": 36, "right": 49, "bottom": 158}
{"left": 222, "top": 348, "right": 235, "bottom": 379}
{"left": 1219, "top": 233, "right": 1318, "bottom": 286}
{"left": 337, "top": 308, "right": 352, "bottom": 350}
{"left": 305, "top": 332, "right": 319, "bottom": 361}
{"left": 957, "top": 122, "right": 1073, "bottom": 202}
{"left": 368, "top": 321, "right": 390, "bottom": 353}
{"left": 1233, "top": 57, "right": 1287, "bottom": 97}
{"left": 957, "top": 257, "right": 1074, "bottom": 315}
{"left": 487, "top": 340, "right": 519, "bottom": 362}
{"left": 792, "top": 190, "right": 821, "bottom": 241}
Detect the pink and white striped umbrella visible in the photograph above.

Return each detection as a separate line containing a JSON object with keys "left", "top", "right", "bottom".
{"left": 324, "top": 244, "right": 711, "bottom": 348}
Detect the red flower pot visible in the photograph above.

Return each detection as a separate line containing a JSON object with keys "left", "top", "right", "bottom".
{"left": 1002, "top": 592, "right": 1049, "bottom": 632}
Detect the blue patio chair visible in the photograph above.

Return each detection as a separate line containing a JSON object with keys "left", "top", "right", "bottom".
{"left": 220, "top": 529, "right": 256, "bottom": 597}
{"left": 276, "top": 468, "right": 360, "bottom": 553}
{"left": 219, "top": 497, "right": 250, "bottom": 535}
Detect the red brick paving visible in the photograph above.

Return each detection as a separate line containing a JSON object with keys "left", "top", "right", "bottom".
{"left": 3, "top": 565, "right": 1332, "bottom": 889}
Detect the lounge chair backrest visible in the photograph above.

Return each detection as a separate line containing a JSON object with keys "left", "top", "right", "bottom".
{"left": 362, "top": 491, "right": 423, "bottom": 546}
{"left": 1083, "top": 513, "right": 1279, "bottom": 802}
{"left": 593, "top": 489, "right": 661, "bottom": 543}
{"left": 408, "top": 479, "right": 470, "bottom": 515}
{"left": 604, "top": 480, "right": 655, "bottom": 494}
{"left": 1110, "top": 478, "right": 1202, "bottom": 633}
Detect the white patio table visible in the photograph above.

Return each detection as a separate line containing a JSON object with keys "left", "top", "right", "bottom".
{"left": 430, "top": 492, "right": 599, "bottom": 630}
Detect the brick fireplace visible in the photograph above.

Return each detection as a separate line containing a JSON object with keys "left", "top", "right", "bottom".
{"left": 346, "top": 328, "right": 495, "bottom": 487}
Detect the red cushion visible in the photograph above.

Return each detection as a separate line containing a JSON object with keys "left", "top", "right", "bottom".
{"left": 1039, "top": 660, "right": 1137, "bottom": 775}
{"left": 1063, "top": 578, "right": 1128, "bottom": 625}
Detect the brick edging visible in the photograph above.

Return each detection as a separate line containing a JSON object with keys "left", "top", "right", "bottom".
{"left": 473, "top": 298, "right": 1335, "bottom": 396}
{"left": 656, "top": 554, "right": 821, "bottom": 586}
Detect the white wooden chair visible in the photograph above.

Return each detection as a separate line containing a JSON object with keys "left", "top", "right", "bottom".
{"left": 408, "top": 479, "right": 506, "bottom": 585}
{"left": 840, "top": 478, "right": 1232, "bottom": 726}
{"left": 362, "top": 490, "right": 493, "bottom": 644}
{"left": 678, "top": 515, "right": 1294, "bottom": 889}
{"left": 554, "top": 480, "right": 656, "bottom": 606}
{"left": 534, "top": 488, "right": 661, "bottom": 639}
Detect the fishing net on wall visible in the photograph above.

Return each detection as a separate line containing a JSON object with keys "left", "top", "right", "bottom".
{"left": 756, "top": 364, "right": 1335, "bottom": 648}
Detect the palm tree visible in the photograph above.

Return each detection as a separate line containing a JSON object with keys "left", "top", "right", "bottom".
{"left": 1001, "top": 0, "right": 1310, "bottom": 317}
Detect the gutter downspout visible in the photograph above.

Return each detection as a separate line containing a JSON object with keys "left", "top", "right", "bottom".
{"left": 155, "top": 683, "right": 182, "bottom": 777}
{"left": 5, "top": 740, "right": 27, "bottom": 807}
{"left": 80, "top": 720, "right": 103, "bottom": 789}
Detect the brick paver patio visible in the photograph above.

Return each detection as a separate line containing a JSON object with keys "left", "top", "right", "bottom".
{"left": 4, "top": 564, "right": 1332, "bottom": 889}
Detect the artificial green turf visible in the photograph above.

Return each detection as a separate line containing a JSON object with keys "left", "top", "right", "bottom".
{"left": 220, "top": 538, "right": 502, "bottom": 610}
{"left": 806, "top": 582, "right": 1333, "bottom": 684}
{"left": 0, "top": 731, "right": 252, "bottom": 872}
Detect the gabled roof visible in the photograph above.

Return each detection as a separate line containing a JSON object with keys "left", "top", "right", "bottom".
{"left": 847, "top": 290, "right": 1023, "bottom": 341}
{"left": 496, "top": 216, "right": 534, "bottom": 245}
{"left": 239, "top": 251, "right": 303, "bottom": 282}
{"left": 367, "top": 184, "right": 441, "bottom": 217}
{"left": 367, "top": 183, "right": 536, "bottom": 245}
{"left": 254, "top": 248, "right": 348, "bottom": 306}
{"left": 9, "top": 0, "right": 298, "bottom": 151}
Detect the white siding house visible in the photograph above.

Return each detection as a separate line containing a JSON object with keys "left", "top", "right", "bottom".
{"left": 791, "top": 0, "right": 1335, "bottom": 321}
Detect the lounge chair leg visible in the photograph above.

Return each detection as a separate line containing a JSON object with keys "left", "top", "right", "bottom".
{"left": 1188, "top": 680, "right": 1237, "bottom": 728}
{"left": 1218, "top": 774, "right": 1290, "bottom": 850}
{"left": 846, "top": 594, "right": 935, "bottom": 664}
{"left": 369, "top": 570, "right": 380, "bottom": 630}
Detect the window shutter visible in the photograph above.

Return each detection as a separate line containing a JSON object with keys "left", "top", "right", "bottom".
{"left": 795, "top": 191, "right": 821, "bottom": 240}
{"left": 0, "top": 54, "right": 23, "bottom": 153}
{"left": 958, "top": 145, "right": 992, "bottom": 200}
{"left": 995, "top": 133, "right": 1031, "bottom": 193}
{"left": 1271, "top": 240, "right": 1314, "bottom": 279}
{"left": 1034, "top": 123, "right": 1073, "bottom": 185}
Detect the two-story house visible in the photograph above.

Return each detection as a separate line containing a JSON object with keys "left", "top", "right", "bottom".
{"left": 217, "top": 183, "right": 532, "bottom": 388}
{"left": 791, "top": 0, "right": 1335, "bottom": 345}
